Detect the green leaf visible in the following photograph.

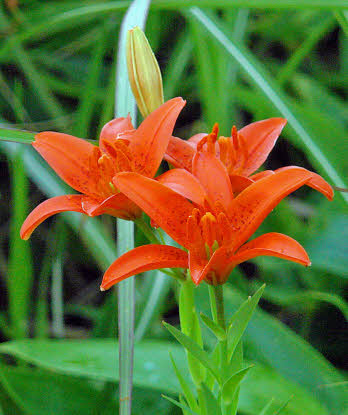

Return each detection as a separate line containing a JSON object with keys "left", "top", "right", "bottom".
{"left": 227, "top": 285, "right": 265, "bottom": 360}
{"left": 163, "top": 321, "right": 221, "bottom": 383}
{"left": 201, "top": 383, "right": 222, "bottom": 415}
{"left": 223, "top": 286, "right": 346, "bottom": 414}
{"left": 169, "top": 354, "right": 199, "bottom": 413}
{"left": 0, "top": 363, "right": 112, "bottom": 415}
{"left": 200, "top": 312, "right": 226, "bottom": 341}
{"left": 0, "top": 339, "right": 329, "bottom": 415}
{"left": 0, "top": 128, "right": 35, "bottom": 144}
{"left": 7, "top": 150, "right": 33, "bottom": 338}
{"left": 162, "top": 395, "right": 199, "bottom": 415}
{"left": 221, "top": 365, "right": 253, "bottom": 405}
{"left": 306, "top": 214, "right": 348, "bottom": 278}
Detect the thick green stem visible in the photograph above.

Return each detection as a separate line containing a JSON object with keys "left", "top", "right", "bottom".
{"left": 179, "top": 277, "right": 205, "bottom": 387}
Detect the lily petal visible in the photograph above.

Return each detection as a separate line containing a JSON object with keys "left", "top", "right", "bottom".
{"left": 81, "top": 193, "right": 141, "bottom": 220}
{"left": 165, "top": 135, "right": 195, "bottom": 170}
{"left": 115, "top": 172, "right": 194, "bottom": 247}
{"left": 33, "top": 132, "right": 99, "bottom": 195}
{"left": 250, "top": 170, "right": 274, "bottom": 181}
{"left": 20, "top": 195, "right": 84, "bottom": 240}
{"left": 229, "top": 167, "right": 314, "bottom": 248}
{"left": 157, "top": 169, "right": 208, "bottom": 207}
{"left": 99, "top": 115, "right": 134, "bottom": 154}
{"left": 276, "top": 167, "right": 333, "bottom": 200}
{"left": 188, "top": 251, "right": 209, "bottom": 285}
{"left": 192, "top": 151, "right": 234, "bottom": 212}
{"left": 239, "top": 118, "right": 287, "bottom": 175}
{"left": 128, "top": 97, "right": 185, "bottom": 177}
{"left": 229, "top": 175, "right": 254, "bottom": 194}
{"left": 101, "top": 244, "right": 188, "bottom": 290}
{"left": 233, "top": 232, "right": 310, "bottom": 266}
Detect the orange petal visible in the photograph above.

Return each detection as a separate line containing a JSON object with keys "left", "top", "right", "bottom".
{"left": 165, "top": 135, "right": 195, "bottom": 170}
{"left": 228, "top": 167, "right": 313, "bottom": 248}
{"left": 250, "top": 170, "right": 274, "bottom": 181}
{"left": 189, "top": 246, "right": 233, "bottom": 285}
{"left": 229, "top": 174, "right": 254, "bottom": 194}
{"left": 276, "top": 167, "right": 333, "bottom": 200}
{"left": 157, "top": 169, "right": 208, "bottom": 207}
{"left": 33, "top": 132, "right": 99, "bottom": 195}
{"left": 81, "top": 193, "right": 141, "bottom": 220}
{"left": 128, "top": 97, "right": 185, "bottom": 177}
{"left": 101, "top": 244, "right": 188, "bottom": 290}
{"left": 115, "top": 172, "right": 194, "bottom": 247}
{"left": 20, "top": 195, "right": 84, "bottom": 240}
{"left": 192, "top": 151, "right": 234, "bottom": 213}
{"left": 187, "top": 133, "right": 207, "bottom": 146}
{"left": 232, "top": 232, "right": 310, "bottom": 266}
{"left": 188, "top": 251, "right": 209, "bottom": 285}
{"left": 99, "top": 115, "right": 134, "bottom": 154}
{"left": 239, "top": 118, "right": 287, "bottom": 175}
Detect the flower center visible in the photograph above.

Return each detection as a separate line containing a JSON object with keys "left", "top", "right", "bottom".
{"left": 197, "top": 124, "right": 248, "bottom": 176}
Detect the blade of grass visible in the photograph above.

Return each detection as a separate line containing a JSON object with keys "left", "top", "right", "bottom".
{"left": 7, "top": 149, "right": 33, "bottom": 339}
{"left": 73, "top": 20, "right": 112, "bottom": 138}
{"left": 51, "top": 223, "right": 68, "bottom": 339}
{"left": 1, "top": 1, "right": 347, "bottom": 63}
{"left": 277, "top": 14, "right": 335, "bottom": 85}
{"left": 11, "top": 43, "right": 66, "bottom": 129}
{"left": 114, "top": 0, "right": 151, "bottom": 414}
{"left": 134, "top": 270, "right": 172, "bottom": 341}
{"left": 0, "top": 128, "right": 35, "bottom": 144}
{"left": 188, "top": 7, "right": 348, "bottom": 203}
{"left": 334, "top": 10, "right": 348, "bottom": 36}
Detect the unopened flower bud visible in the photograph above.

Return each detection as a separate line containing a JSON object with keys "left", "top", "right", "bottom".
{"left": 126, "top": 27, "right": 164, "bottom": 117}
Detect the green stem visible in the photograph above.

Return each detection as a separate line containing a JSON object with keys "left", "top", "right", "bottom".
{"left": 135, "top": 216, "right": 162, "bottom": 244}
{"left": 179, "top": 277, "right": 205, "bottom": 387}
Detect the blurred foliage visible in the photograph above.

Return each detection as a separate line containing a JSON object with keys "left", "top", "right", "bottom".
{"left": 0, "top": 1, "right": 347, "bottom": 414}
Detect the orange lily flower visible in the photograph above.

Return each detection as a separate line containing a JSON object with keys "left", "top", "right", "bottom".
{"left": 101, "top": 150, "right": 333, "bottom": 289}
{"left": 165, "top": 118, "right": 334, "bottom": 199}
{"left": 20, "top": 98, "right": 185, "bottom": 240}
{"left": 166, "top": 118, "right": 289, "bottom": 193}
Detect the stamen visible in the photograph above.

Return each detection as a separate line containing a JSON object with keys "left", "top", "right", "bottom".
{"left": 200, "top": 212, "right": 217, "bottom": 247}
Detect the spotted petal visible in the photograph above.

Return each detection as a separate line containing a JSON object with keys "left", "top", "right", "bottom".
{"left": 157, "top": 169, "right": 208, "bottom": 207}
{"left": 232, "top": 232, "right": 310, "bottom": 266}
{"left": 239, "top": 118, "right": 287, "bottom": 175}
{"left": 115, "top": 172, "right": 193, "bottom": 247}
{"left": 228, "top": 167, "right": 314, "bottom": 248}
{"left": 165, "top": 136, "right": 196, "bottom": 170}
{"left": 128, "top": 97, "right": 185, "bottom": 177}
{"left": 193, "top": 151, "right": 234, "bottom": 213}
{"left": 33, "top": 132, "right": 100, "bottom": 196}
{"left": 99, "top": 115, "right": 134, "bottom": 155}
{"left": 81, "top": 193, "right": 141, "bottom": 220}
{"left": 20, "top": 195, "right": 84, "bottom": 240}
{"left": 101, "top": 245, "right": 188, "bottom": 290}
